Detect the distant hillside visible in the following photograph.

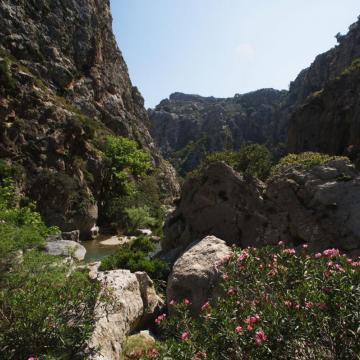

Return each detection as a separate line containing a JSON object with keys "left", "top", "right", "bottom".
{"left": 149, "top": 16, "right": 360, "bottom": 175}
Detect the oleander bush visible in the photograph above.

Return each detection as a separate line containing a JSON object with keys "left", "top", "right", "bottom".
{"left": 131, "top": 244, "right": 360, "bottom": 359}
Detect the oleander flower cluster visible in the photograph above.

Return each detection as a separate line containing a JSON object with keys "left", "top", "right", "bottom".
{"left": 129, "top": 244, "right": 360, "bottom": 359}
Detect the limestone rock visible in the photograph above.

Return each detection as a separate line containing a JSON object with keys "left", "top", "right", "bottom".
{"left": 163, "top": 162, "right": 266, "bottom": 251}
{"left": 88, "top": 265, "right": 162, "bottom": 360}
{"left": 164, "top": 159, "right": 360, "bottom": 257}
{"left": 167, "top": 236, "right": 232, "bottom": 314}
{"left": 45, "top": 240, "right": 86, "bottom": 261}
{"left": 265, "top": 159, "right": 360, "bottom": 253}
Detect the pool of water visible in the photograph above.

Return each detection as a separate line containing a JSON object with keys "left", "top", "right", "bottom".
{"left": 82, "top": 235, "right": 123, "bottom": 263}
{"left": 81, "top": 234, "right": 163, "bottom": 263}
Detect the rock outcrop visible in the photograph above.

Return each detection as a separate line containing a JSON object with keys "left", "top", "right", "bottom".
{"left": 164, "top": 159, "right": 360, "bottom": 256}
{"left": 149, "top": 89, "right": 288, "bottom": 175}
{"left": 45, "top": 239, "right": 86, "bottom": 261}
{"left": 167, "top": 235, "right": 232, "bottom": 314}
{"left": 163, "top": 162, "right": 266, "bottom": 252}
{"left": 88, "top": 264, "right": 162, "bottom": 360}
{"left": 0, "top": 0, "right": 178, "bottom": 236}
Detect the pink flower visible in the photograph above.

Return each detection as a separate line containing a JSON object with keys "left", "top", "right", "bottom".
{"left": 305, "top": 302, "right": 314, "bottom": 309}
{"left": 278, "top": 241, "right": 284, "bottom": 246}
{"left": 155, "top": 313, "right": 166, "bottom": 325}
{"left": 247, "top": 325, "right": 254, "bottom": 331}
{"left": 169, "top": 299, "right": 177, "bottom": 306}
{"left": 283, "top": 248, "right": 296, "bottom": 255}
{"left": 201, "top": 302, "right": 211, "bottom": 311}
{"left": 323, "top": 248, "right": 340, "bottom": 257}
{"left": 148, "top": 348, "right": 159, "bottom": 358}
{"left": 183, "top": 298, "right": 191, "bottom": 305}
{"left": 192, "top": 351, "right": 207, "bottom": 359}
{"left": 255, "top": 330, "right": 267, "bottom": 345}
{"left": 227, "top": 287, "right": 236, "bottom": 295}
{"left": 302, "top": 244, "right": 309, "bottom": 249}
{"left": 315, "top": 253, "right": 322, "bottom": 258}
{"left": 335, "top": 264, "right": 345, "bottom": 272}
{"left": 181, "top": 331, "right": 190, "bottom": 341}
{"left": 284, "top": 300, "right": 292, "bottom": 308}
{"left": 235, "top": 326, "right": 243, "bottom": 333}
{"left": 237, "top": 249, "right": 250, "bottom": 263}
{"left": 327, "top": 261, "right": 334, "bottom": 267}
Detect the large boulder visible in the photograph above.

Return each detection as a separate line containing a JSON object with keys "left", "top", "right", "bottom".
{"left": 164, "top": 159, "right": 360, "bottom": 257}
{"left": 44, "top": 240, "right": 86, "bottom": 261}
{"left": 163, "top": 162, "right": 267, "bottom": 252}
{"left": 167, "top": 236, "right": 232, "bottom": 314}
{"left": 88, "top": 265, "right": 162, "bottom": 360}
{"left": 265, "top": 159, "right": 360, "bottom": 254}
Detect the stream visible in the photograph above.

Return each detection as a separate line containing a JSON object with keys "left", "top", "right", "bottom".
{"left": 81, "top": 234, "right": 162, "bottom": 263}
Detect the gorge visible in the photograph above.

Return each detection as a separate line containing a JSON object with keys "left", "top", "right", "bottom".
{"left": 0, "top": 1, "right": 360, "bottom": 359}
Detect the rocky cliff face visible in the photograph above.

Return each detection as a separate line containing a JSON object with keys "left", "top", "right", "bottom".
{"left": 0, "top": 0, "right": 178, "bottom": 235}
{"left": 288, "top": 18, "right": 360, "bottom": 162}
{"left": 149, "top": 89, "right": 288, "bottom": 175}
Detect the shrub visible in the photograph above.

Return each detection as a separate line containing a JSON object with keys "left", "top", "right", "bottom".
{"left": 0, "top": 178, "right": 58, "bottom": 264}
{"left": 99, "top": 237, "right": 169, "bottom": 281}
{"left": 271, "top": 152, "right": 349, "bottom": 176}
{"left": 0, "top": 251, "right": 100, "bottom": 360}
{"left": 191, "top": 144, "right": 272, "bottom": 180}
{"left": 124, "top": 206, "right": 157, "bottom": 234}
{"left": 101, "top": 136, "right": 158, "bottom": 231}
{"left": 136, "top": 245, "right": 360, "bottom": 359}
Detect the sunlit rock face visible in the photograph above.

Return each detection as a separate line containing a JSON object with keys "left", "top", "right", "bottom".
{"left": 0, "top": 0, "right": 179, "bottom": 235}
{"left": 164, "top": 160, "right": 360, "bottom": 257}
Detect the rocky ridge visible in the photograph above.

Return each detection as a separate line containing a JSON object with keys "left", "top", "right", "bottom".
{"left": 149, "top": 89, "right": 287, "bottom": 175}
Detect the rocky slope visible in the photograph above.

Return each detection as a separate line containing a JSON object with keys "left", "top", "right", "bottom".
{"left": 149, "top": 16, "right": 360, "bottom": 175}
{"left": 149, "top": 89, "right": 287, "bottom": 175}
{"left": 0, "top": 0, "right": 178, "bottom": 236}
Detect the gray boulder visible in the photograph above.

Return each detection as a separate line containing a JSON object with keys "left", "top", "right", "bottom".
{"left": 88, "top": 264, "right": 163, "bottom": 360}
{"left": 163, "top": 162, "right": 266, "bottom": 252}
{"left": 45, "top": 240, "right": 86, "bottom": 261}
{"left": 167, "top": 235, "right": 232, "bottom": 314}
{"left": 164, "top": 159, "right": 360, "bottom": 257}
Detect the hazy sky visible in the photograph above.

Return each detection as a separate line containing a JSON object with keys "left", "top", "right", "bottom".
{"left": 111, "top": 1, "right": 360, "bottom": 108}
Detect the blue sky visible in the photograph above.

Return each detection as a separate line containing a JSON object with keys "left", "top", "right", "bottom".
{"left": 111, "top": 1, "right": 360, "bottom": 108}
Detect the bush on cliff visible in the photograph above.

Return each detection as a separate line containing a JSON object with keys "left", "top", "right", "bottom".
{"left": 131, "top": 245, "right": 360, "bottom": 360}
{"left": 191, "top": 144, "right": 272, "bottom": 181}
{"left": 271, "top": 152, "right": 349, "bottom": 176}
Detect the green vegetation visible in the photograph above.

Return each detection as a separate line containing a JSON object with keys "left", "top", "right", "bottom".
{"left": 271, "top": 152, "right": 349, "bottom": 176}
{"left": 340, "top": 57, "right": 360, "bottom": 76}
{"left": 99, "top": 236, "right": 169, "bottom": 281}
{"left": 101, "top": 136, "right": 165, "bottom": 234}
{"left": 0, "top": 178, "right": 100, "bottom": 359}
{"left": 191, "top": 143, "right": 273, "bottom": 181}
{"left": 135, "top": 245, "right": 360, "bottom": 359}
{"left": 0, "top": 57, "right": 16, "bottom": 94}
